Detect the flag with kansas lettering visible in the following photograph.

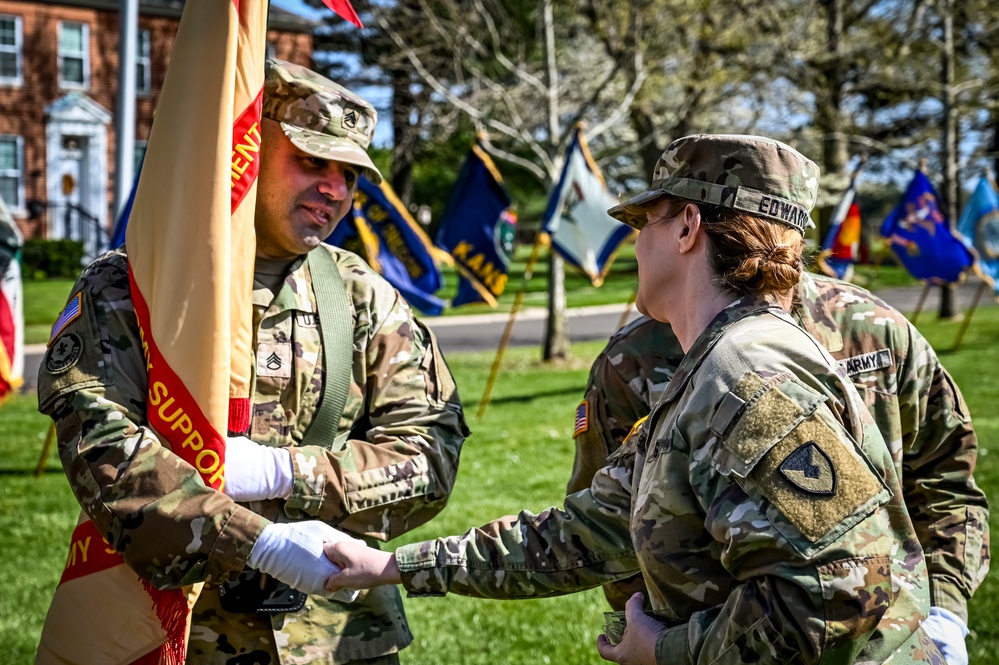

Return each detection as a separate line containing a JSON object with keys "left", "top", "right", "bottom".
{"left": 0, "top": 194, "right": 23, "bottom": 402}
{"left": 819, "top": 180, "right": 862, "bottom": 280}
{"left": 543, "top": 127, "right": 633, "bottom": 286}
{"left": 328, "top": 176, "right": 449, "bottom": 315}
{"left": 436, "top": 141, "right": 515, "bottom": 307}
{"left": 956, "top": 176, "right": 999, "bottom": 295}
{"left": 880, "top": 170, "right": 973, "bottom": 284}
{"left": 36, "top": 1, "right": 268, "bottom": 663}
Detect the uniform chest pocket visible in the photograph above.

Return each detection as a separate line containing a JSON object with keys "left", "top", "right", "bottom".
{"left": 709, "top": 373, "right": 891, "bottom": 558}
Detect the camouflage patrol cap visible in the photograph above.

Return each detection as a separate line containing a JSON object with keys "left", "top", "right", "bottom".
{"left": 263, "top": 58, "right": 382, "bottom": 184}
{"left": 608, "top": 134, "right": 819, "bottom": 234}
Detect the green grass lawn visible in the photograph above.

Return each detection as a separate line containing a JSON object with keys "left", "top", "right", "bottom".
{"left": 21, "top": 279, "right": 74, "bottom": 345}
{"left": 3, "top": 295, "right": 996, "bottom": 664}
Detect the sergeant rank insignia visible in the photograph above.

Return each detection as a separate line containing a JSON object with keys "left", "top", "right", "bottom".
{"left": 779, "top": 441, "right": 836, "bottom": 495}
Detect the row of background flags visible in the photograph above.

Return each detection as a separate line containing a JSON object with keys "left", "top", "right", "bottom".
{"left": 112, "top": 126, "right": 635, "bottom": 316}
{"left": 328, "top": 126, "right": 632, "bottom": 313}
{"left": 820, "top": 162, "right": 999, "bottom": 299}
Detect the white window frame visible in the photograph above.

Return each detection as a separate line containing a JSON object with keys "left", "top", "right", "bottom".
{"left": 58, "top": 21, "right": 90, "bottom": 90}
{"left": 136, "top": 29, "right": 151, "bottom": 96}
{"left": 0, "top": 134, "right": 25, "bottom": 212}
{"left": 0, "top": 14, "right": 23, "bottom": 87}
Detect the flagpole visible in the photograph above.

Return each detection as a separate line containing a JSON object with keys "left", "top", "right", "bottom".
{"left": 909, "top": 282, "right": 932, "bottom": 324}
{"left": 952, "top": 281, "right": 987, "bottom": 351}
{"left": 615, "top": 287, "right": 637, "bottom": 332}
{"left": 34, "top": 421, "right": 57, "bottom": 477}
{"left": 477, "top": 234, "right": 547, "bottom": 419}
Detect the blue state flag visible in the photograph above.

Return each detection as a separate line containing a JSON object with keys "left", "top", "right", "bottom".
{"left": 956, "top": 176, "right": 999, "bottom": 295}
{"left": 880, "top": 170, "right": 973, "bottom": 283}
{"left": 436, "top": 142, "right": 515, "bottom": 307}
{"left": 542, "top": 128, "right": 633, "bottom": 286}
{"left": 328, "top": 176, "right": 448, "bottom": 315}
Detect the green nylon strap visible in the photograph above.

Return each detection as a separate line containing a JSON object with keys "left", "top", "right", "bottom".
{"left": 300, "top": 247, "right": 354, "bottom": 452}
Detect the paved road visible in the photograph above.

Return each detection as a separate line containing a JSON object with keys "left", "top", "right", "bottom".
{"left": 20, "top": 277, "right": 995, "bottom": 392}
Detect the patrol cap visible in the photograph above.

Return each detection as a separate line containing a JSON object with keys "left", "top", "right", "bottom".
{"left": 263, "top": 58, "right": 382, "bottom": 184}
{"left": 607, "top": 134, "right": 819, "bottom": 234}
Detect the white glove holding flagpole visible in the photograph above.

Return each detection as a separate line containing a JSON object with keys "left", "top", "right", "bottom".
{"left": 223, "top": 435, "right": 294, "bottom": 502}
{"left": 248, "top": 521, "right": 360, "bottom": 602}
{"left": 921, "top": 607, "right": 969, "bottom": 665}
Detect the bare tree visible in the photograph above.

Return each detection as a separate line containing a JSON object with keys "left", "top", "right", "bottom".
{"left": 371, "top": 0, "right": 647, "bottom": 359}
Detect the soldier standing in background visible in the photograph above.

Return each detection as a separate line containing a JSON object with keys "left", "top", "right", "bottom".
{"left": 569, "top": 270, "right": 989, "bottom": 664}
{"left": 36, "top": 59, "right": 467, "bottom": 664}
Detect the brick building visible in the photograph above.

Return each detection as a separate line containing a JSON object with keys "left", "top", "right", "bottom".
{"left": 0, "top": 0, "right": 313, "bottom": 255}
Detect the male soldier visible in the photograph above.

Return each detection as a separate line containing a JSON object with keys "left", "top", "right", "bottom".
{"left": 570, "top": 270, "right": 989, "bottom": 663}
{"left": 37, "top": 59, "right": 467, "bottom": 664}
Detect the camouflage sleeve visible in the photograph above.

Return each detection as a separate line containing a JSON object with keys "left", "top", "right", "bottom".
{"left": 897, "top": 325, "right": 989, "bottom": 622}
{"left": 283, "top": 284, "right": 467, "bottom": 542}
{"left": 395, "top": 440, "right": 640, "bottom": 598}
{"left": 37, "top": 257, "right": 266, "bottom": 589}
{"left": 567, "top": 347, "right": 649, "bottom": 495}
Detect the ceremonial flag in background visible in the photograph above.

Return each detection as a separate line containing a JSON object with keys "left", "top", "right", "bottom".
{"left": 322, "top": 0, "right": 363, "bottom": 27}
{"left": 956, "top": 176, "right": 999, "bottom": 295}
{"left": 819, "top": 180, "right": 862, "bottom": 280}
{"left": 543, "top": 128, "right": 633, "bottom": 286}
{"left": 880, "top": 170, "right": 973, "bottom": 284}
{"left": 436, "top": 141, "right": 514, "bottom": 307}
{"left": 36, "top": 1, "right": 268, "bottom": 662}
{"left": 328, "top": 176, "right": 449, "bottom": 315}
{"left": 0, "top": 194, "right": 23, "bottom": 401}
{"left": 109, "top": 161, "right": 142, "bottom": 249}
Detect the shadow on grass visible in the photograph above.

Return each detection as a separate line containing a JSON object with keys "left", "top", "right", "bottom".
{"left": 464, "top": 384, "right": 585, "bottom": 408}
{"left": 0, "top": 468, "right": 62, "bottom": 476}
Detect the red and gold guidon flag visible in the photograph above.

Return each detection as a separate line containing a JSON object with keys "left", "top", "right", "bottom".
{"left": 0, "top": 202, "right": 23, "bottom": 402}
{"left": 36, "top": 1, "right": 266, "bottom": 663}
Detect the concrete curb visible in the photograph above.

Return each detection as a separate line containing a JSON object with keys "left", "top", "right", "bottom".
{"left": 424, "top": 303, "right": 635, "bottom": 327}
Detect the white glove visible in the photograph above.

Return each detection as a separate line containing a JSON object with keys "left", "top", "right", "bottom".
{"left": 223, "top": 436, "right": 294, "bottom": 502}
{"left": 248, "top": 521, "right": 360, "bottom": 602}
{"left": 922, "top": 606, "right": 969, "bottom": 665}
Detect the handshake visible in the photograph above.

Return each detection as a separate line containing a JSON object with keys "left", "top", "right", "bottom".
{"left": 225, "top": 437, "right": 400, "bottom": 599}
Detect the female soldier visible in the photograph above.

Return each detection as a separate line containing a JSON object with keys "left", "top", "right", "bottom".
{"left": 321, "top": 135, "right": 940, "bottom": 665}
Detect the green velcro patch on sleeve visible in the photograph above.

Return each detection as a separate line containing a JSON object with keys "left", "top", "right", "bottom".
{"left": 751, "top": 413, "right": 885, "bottom": 542}
{"left": 717, "top": 373, "right": 809, "bottom": 477}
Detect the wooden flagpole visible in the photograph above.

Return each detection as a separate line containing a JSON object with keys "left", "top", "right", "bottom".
{"left": 952, "top": 281, "right": 988, "bottom": 351}
{"left": 615, "top": 287, "right": 638, "bottom": 332}
{"left": 34, "top": 421, "right": 57, "bottom": 477}
{"left": 909, "top": 282, "right": 932, "bottom": 324}
{"left": 477, "top": 234, "right": 547, "bottom": 418}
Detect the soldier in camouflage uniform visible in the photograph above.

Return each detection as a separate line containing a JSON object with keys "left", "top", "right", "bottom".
{"left": 568, "top": 271, "right": 988, "bottom": 662}
{"left": 37, "top": 59, "right": 467, "bottom": 664}
{"left": 324, "top": 135, "right": 943, "bottom": 664}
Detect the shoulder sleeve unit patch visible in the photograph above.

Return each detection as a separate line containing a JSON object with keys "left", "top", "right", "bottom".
{"left": 573, "top": 400, "right": 589, "bottom": 438}
{"left": 715, "top": 372, "right": 890, "bottom": 553}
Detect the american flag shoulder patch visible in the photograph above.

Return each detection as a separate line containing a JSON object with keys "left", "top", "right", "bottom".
{"left": 573, "top": 400, "right": 589, "bottom": 437}
{"left": 48, "top": 293, "right": 83, "bottom": 346}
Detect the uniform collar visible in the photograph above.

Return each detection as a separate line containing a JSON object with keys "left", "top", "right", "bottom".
{"left": 660, "top": 295, "right": 785, "bottom": 403}
{"left": 252, "top": 254, "right": 317, "bottom": 314}
{"left": 792, "top": 272, "right": 844, "bottom": 354}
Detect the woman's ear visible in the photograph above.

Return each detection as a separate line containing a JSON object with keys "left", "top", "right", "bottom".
{"left": 676, "top": 203, "right": 702, "bottom": 255}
